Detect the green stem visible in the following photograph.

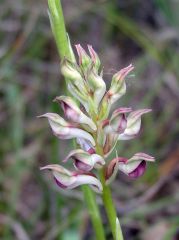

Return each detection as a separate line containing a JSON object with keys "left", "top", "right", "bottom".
{"left": 82, "top": 186, "right": 106, "bottom": 240}
{"left": 48, "top": 1, "right": 105, "bottom": 239}
{"left": 99, "top": 170, "right": 123, "bottom": 240}
{"left": 95, "top": 144, "right": 123, "bottom": 240}
{"left": 48, "top": 0, "right": 71, "bottom": 59}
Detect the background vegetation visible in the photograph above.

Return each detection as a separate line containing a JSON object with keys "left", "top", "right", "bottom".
{"left": 0, "top": 0, "right": 179, "bottom": 239}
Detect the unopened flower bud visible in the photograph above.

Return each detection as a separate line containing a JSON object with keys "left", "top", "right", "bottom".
{"left": 64, "top": 149, "right": 105, "bottom": 171}
{"left": 67, "top": 83, "right": 90, "bottom": 113}
{"left": 61, "top": 58, "right": 82, "bottom": 82}
{"left": 88, "top": 69, "right": 106, "bottom": 109}
{"left": 108, "top": 64, "right": 134, "bottom": 105}
{"left": 40, "top": 164, "right": 103, "bottom": 193}
{"left": 75, "top": 44, "right": 91, "bottom": 70}
{"left": 88, "top": 45, "right": 100, "bottom": 72}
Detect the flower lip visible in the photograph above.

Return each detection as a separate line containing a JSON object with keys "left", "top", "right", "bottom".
{"left": 128, "top": 160, "right": 146, "bottom": 178}
{"left": 54, "top": 177, "right": 68, "bottom": 189}
{"left": 74, "top": 159, "right": 92, "bottom": 172}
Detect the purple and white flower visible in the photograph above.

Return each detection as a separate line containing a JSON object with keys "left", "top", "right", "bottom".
{"left": 40, "top": 164, "right": 103, "bottom": 193}
{"left": 63, "top": 149, "right": 105, "bottom": 171}
{"left": 38, "top": 113, "right": 95, "bottom": 146}
{"left": 106, "top": 153, "right": 155, "bottom": 184}
{"left": 118, "top": 109, "right": 152, "bottom": 140}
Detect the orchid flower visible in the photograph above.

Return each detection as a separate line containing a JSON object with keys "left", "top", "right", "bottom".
{"left": 38, "top": 113, "right": 95, "bottom": 145}
{"left": 63, "top": 149, "right": 105, "bottom": 171}
{"left": 40, "top": 164, "right": 102, "bottom": 193}
{"left": 105, "top": 153, "right": 155, "bottom": 184}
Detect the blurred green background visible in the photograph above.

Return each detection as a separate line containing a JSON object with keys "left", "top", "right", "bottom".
{"left": 0, "top": 0, "right": 179, "bottom": 239}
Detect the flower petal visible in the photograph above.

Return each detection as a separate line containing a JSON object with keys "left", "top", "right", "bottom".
{"left": 40, "top": 164, "right": 76, "bottom": 188}
{"left": 72, "top": 173, "right": 103, "bottom": 193}
{"left": 128, "top": 152, "right": 155, "bottom": 162}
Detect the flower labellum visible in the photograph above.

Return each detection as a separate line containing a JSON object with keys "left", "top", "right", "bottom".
{"left": 40, "top": 164, "right": 103, "bottom": 193}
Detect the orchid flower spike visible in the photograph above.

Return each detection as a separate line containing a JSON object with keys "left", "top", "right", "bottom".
{"left": 39, "top": 43, "right": 155, "bottom": 193}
